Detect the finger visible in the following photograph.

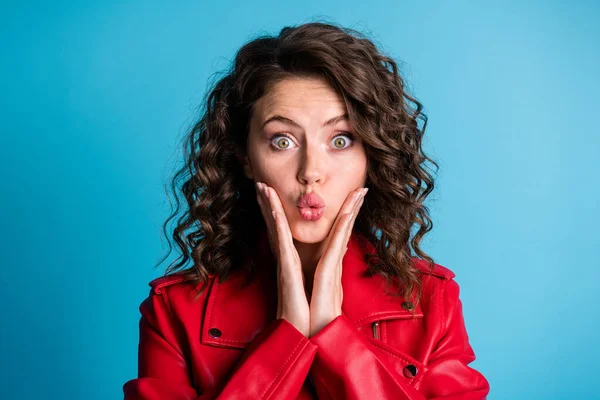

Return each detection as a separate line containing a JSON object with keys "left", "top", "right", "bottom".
{"left": 330, "top": 189, "right": 361, "bottom": 235}
{"left": 255, "top": 183, "right": 272, "bottom": 233}
{"left": 336, "top": 190, "right": 366, "bottom": 276}
{"left": 337, "top": 196, "right": 364, "bottom": 281}
{"left": 256, "top": 182, "right": 279, "bottom": 256}
{"left": 264, "top": 185, "right": 299, "bottom": 266}
{"left": 320, "top": 210, "right": 354, "bottom": 272}
{"left": 345, "top": 194, "right": 365, "bottom": 244}
{"left": 340, "top": 189, "right": 363, "bottom": 220}
{"left": 327, "top": 211, "right": 354, "bottom": 282}
{"left": 330, "top": 188, "right": 364, "bottom": 247}
{"left": 323, "top": 188, "right": 364, "bottom": 251}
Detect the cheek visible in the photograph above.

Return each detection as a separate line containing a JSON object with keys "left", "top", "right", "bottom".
{"left": 249, "top": 143, "right": 283, "bottom": 170}
{"left": 348, "top": 152, "right": 368, "bottom": 182}
{"left": 249, "top": 158, "right": 293, "bottom": 199}
{"left": 337, "top": 153, "right": 368, "bottom": 181}
{"left": 247, "top": 148, "right": 273, "bottom": 179}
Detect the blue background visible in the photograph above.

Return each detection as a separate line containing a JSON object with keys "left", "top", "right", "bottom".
{"left": 2, "top": 1, "right": 598, "bottom": 399}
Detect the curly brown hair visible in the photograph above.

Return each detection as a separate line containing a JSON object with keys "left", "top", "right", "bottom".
{"left": 156, "top": 21, "right": 439, "bottom": 313}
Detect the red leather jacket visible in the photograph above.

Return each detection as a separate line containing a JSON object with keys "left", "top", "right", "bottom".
{"left": 123, "top": 230, "right": 490, "bottom": 399}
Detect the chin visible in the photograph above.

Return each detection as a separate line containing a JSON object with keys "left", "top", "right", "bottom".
{"left": 290, "top": 222, "right": 330, "bottom": 244}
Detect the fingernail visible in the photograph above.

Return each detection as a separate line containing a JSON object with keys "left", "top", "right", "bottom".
{"left": 362, "top": 188, "right": 368, "bottom": 197}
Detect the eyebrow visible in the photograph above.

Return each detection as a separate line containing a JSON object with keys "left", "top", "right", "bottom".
{"left": 261, "top": 113, "right": 348, "bottom": 130}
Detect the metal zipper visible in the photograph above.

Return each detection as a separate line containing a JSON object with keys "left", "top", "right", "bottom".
{"left": 372, "top": 321, "right": 380, "bottom": 340}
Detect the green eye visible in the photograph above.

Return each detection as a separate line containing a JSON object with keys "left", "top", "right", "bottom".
{"left": 333, "top": 136, "right": 349, "bottom": 149}
{"left": 331, "top": 133, "right": 356, "bottom": 149}
{"left": 275, "top": 137, "right": 291, "bottom": 149}
{"left": 269, "top": 132, "right": 356, "bottom": 151}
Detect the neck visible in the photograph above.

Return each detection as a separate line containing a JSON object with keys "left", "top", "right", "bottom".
{"left": 293, "top": 238, "right": 326, "bottom": 300}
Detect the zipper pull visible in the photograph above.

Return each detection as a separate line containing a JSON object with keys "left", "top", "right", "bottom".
{"left": 372, "top": 321, "right": 380, "bottom": 340}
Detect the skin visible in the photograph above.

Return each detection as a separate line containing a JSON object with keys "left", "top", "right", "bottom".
{"left": 242, "top": 76, "right": 368, "bottom": 336}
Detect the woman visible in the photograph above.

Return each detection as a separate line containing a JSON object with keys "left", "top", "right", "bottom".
{"left": 123, "top": 21, "right": 490, "bottom": 399}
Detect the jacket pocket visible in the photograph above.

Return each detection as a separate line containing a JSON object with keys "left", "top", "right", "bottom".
{"left": 367, "top": 335, "right": 428, "bottom": 387}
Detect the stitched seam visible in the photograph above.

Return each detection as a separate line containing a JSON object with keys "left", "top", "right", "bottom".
{"left": 370, "top": 341, "right": 425, "bottom": 370}
{"left": 141, "top": 308, "right": 182, "bottom": 356}
{"left": 260, "top": 338, "right": 306, "bottom": 399}
{"left": 260, "top": 338, "right": 307, "bottom": 399}
{"left": 382, "top": 320, "right": 388, "bottom": 343}
{"left": 205, "top": 280, "right": 218, "bottom": 338}
{"left": 354, "top": 311, "right": 423, "bottom": 326}
{"left": 203, "top": 280, "right": 255, "bottom": 346}
{"left": 441, "top": 280, "right": 447, "bottom": 334}
{"left": 207, "top": 337, "right": 247, "bottom": 344}
{"left": 153, "top": 276, "right": 186, "bottom": 294}
{"left": 370, "top": 342, "right": 423, "bottom": 385}
{"left": 155, "top": 288, "right": 188, "bottom": 370}
{"left": 162, "top": 288, "right": 177, "bottom": 329}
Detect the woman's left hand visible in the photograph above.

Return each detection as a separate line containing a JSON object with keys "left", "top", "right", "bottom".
{"left": 309, "top": 187, "right": 367, "bottom": 337}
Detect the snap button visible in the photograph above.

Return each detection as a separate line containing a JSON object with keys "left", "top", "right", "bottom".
{"left": 401, "top": 301, "right": 414, "bottom": 310}
{"left": 403, "top": 364, "right": 418, "bottom": 378}
{"left": 208, "top": 328, "right": 222, "bottom": 338}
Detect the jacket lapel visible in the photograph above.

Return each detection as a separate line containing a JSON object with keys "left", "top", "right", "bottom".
{"left": 200, "top": 228, "right": 421, "bottom": 350}
{"left": 340, "top": 233, "right": 423, "bottom": 327}
{"left": 200, "top": 228, "right": 278, "bottom": 350}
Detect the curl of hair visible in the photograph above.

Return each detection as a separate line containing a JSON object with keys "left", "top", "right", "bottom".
{"left": 156, "top": 21, "right": 439, "bottom": 313}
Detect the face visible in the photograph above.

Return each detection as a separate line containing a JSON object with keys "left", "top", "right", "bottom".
{"left": 243, "top": 76, "right": 368, "bottom": 244}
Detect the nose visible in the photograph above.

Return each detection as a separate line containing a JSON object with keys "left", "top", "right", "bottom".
{"left": 297, "top": 143, "right": 324, "bottom": 185}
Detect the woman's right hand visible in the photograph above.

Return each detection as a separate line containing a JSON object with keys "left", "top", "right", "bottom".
{"left": 255, "top": 181, "right": 310, "bottom": 338}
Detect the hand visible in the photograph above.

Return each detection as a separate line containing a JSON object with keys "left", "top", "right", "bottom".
{"left": 255, "top": 181, "right": 367, "bottom": 338}
{"left": 255, "top": 181, "right": 310, "bottom": 337}
{"left": 309, "top": 187, "right": 366, "bottom": 337}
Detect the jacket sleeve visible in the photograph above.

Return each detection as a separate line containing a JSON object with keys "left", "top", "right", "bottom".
{"left": 122, "top": 288, "right": 318, "bottom": 400}
{"left": 308, "top": 278, "right": 490, "bottom": 399}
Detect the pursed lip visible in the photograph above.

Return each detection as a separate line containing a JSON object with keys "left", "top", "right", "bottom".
{"left": 297, "top": 192, "right": 325, "bottom": 208}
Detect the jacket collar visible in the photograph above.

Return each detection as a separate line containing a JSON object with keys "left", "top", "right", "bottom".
{"left": 201, "top": 228, "right": 422, "bottom": 350}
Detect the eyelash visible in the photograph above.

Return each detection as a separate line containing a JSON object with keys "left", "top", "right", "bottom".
{"left": 268, "top": 132, "right": 357, "bottom": 152}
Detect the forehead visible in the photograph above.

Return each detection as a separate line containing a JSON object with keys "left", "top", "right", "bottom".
{"left": 253, "top": 77, "right": 346, "bottom": 117}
